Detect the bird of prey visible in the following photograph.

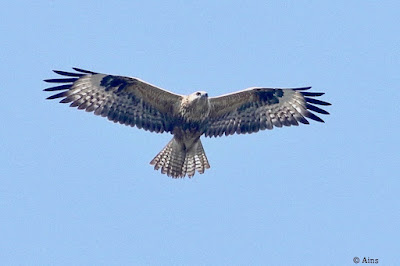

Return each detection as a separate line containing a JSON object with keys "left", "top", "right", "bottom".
{"left": 44, "top": 68, "right": 330, "bottom": 178}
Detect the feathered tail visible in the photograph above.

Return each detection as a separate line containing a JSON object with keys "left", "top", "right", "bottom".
{"left": 150, "top": 137, "right": 210, "bottom": 178}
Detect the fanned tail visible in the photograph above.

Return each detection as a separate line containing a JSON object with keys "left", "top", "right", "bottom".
{"left": 150, "top": 137, "right": 210, "bottom": 178}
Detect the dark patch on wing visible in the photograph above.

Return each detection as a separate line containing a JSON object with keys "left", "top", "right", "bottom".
{"left": 256, "top": 89, "right": 283, "bottom": 104}
{"left": 237, "top": 89, "right": 284, "bottom": 112}
{"left": 100, "top": 75, "right": 138, "bottom": 93}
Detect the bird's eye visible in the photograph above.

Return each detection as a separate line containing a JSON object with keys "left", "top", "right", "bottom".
{"left": 196, "top": 92, "right": 201, "bottom": 96}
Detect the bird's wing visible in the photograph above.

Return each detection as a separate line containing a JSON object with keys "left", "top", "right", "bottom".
{"left": 205, "top": 87, "right": 331, "bottom": 137}
{"left": 44, "top": 68, "right": 183, "bottom": 133}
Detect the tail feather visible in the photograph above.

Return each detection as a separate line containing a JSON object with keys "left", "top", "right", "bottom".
{"left": 150, "top": 137, "right": 210, "bottom": 178}
{"left": 193, "top": 140, "right": 209, "bottom": 174}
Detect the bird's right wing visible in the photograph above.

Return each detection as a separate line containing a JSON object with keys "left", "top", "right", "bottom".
{"left": 44, "top": 68, "right": 183, "bottom": 133}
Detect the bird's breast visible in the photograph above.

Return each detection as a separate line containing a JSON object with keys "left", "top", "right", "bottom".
{"left": 179, "top": 98, "right": 211, "bottom": 122}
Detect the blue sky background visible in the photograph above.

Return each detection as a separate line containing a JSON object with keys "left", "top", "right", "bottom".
{"left": 1, "top": 1, "right": 399, "bottom": 265}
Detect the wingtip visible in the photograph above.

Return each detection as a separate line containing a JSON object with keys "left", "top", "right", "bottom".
{"left": 293, "top": 86, "right": 312, "bottom": 91}
{"left": 72, "top": 67, "right": 97, "bottom": 74}
{"left": 301, "top": 91, "right": 325, "bottom": 97}
{"left": 52, "top": 70, "right": 64, "bottom": 75}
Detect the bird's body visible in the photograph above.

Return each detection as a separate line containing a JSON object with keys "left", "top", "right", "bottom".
{"left": 151, "top": 92, "right": 212, "bottom": 177}
{"left": 44, "top": 68, "right": 331, "bottom": 178}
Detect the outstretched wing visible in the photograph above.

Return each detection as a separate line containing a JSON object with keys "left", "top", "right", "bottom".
{"left": 44, "top": 68, "right": 183, "bottom": 133}
{"left": 205, "top": 87, "right": 330, "bottom": 137}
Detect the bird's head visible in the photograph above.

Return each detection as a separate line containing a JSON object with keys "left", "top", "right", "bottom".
{"left": 180, "top": 91, "right": 211, "bottom": 119}
{"left": 189, "top": 91, "right": 208, "bottom": 102}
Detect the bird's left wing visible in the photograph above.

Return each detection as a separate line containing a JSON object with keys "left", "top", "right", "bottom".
{"left": 44, "top": 68, "right": 183, "bottom": 133}
{"left": 205, "top": 87, "right": 331, "bottom": 137}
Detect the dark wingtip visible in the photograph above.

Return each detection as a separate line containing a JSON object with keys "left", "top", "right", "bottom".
{"left": 306, "top": 103, "right": 330, "bottom": 115}
{"left": 301, "top": 92, "right": 325, "bottom": 97}
{"left": 304, "top": 97, "right": 332, "bottom": 106}
{"left": 72, "top": 67, "right": 97, "bottom": 74}
{"left": 53, "top": 70, "right": 85, "bottom": 77}
{"left": 44, "top": 78, "right": 78, "bottom": 83}
{"left": 293, "top": 86, "right": 312, "bottom": 91}
{"left": 46, "top": 95, "right": 58, "bottom": 100}
{"left": 297, "top": 116, "right": 310, "bottom": 124}
{"left": 43, "top": 84, "right": 71, "bottom": 91}
{"left": 304, "top": 111, "right": 325, "bottom": 123}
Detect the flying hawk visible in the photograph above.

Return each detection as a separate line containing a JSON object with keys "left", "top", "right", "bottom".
{"left": 44, "top": 68, "right": 331, "bottom": 178}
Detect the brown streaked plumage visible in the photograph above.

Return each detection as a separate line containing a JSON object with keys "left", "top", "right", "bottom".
{"left": 44, "top": 68, "right": 331, "bottom": 178}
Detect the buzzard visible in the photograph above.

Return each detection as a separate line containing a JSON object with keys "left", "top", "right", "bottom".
{"left": 44, "top": 68, "right": 330, "bottom": 178}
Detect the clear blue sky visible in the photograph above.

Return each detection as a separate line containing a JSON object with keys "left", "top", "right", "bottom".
{"left": 1, "top": 1, "right": 399, "bottom": 265}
